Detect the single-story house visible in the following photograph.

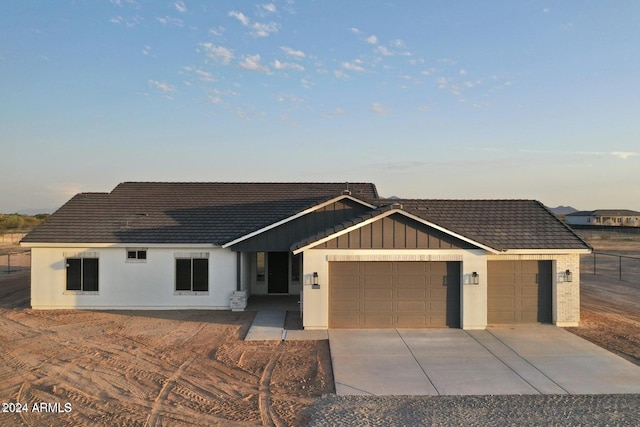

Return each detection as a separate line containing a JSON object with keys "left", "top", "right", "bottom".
{"left": 566, "top": 210, "right": 640, "bottom": 227}
{"left": 21, "top": 182, "right": 591, "bottom": 330}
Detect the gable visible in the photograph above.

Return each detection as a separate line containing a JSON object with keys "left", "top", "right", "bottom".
{"left": 229, "top": 198, "right": 373, "bottom": 251}
{"left": 309, "top": 213, "right": 479, "bottom": 250}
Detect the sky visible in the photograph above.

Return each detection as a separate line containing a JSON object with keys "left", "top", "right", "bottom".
{"left": 1, "top": 1, "right": 639, "bottom": 213}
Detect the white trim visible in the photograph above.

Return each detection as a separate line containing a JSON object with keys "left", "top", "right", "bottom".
{"left": 293, "top": 208, "right": 499, "bottom": 254}
{"left": 221, "top": 195, "right": 376, "bottom": 248}
{"left": 63, "top": 251, "right": 99, "bottom": 258}
{"left": 501, "top": 249, "right": 592, "bottom": 255}
{"left": 23, "top": 243, "right": 220, "bottom": 249}
{"left": 327, "top": 254, "right": 463, "bottom": 262}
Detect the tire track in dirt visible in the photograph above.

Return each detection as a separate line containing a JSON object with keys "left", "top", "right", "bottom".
{"left": 259, "top": 352, "right": 285, "bottom": 427}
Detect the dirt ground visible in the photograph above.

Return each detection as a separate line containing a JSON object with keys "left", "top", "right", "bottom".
{"left": 0, "top": 272, "right": 333, "bottom": 426}
{"left": 566, "top": 237, "right": 640, "bottom": 366}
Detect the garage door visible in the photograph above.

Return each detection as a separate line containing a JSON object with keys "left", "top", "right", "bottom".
{"left": 487, "top": 261, "right": 552, "bottom": 324}
{"left": 329, "top": 261, "right": 460, "bottom": 328}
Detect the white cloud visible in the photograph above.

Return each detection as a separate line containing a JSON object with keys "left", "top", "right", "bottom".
{"left": 239, "top": 54, "right": 269, "bottom": 72}
{"left": 281, "top": 46, "right": 306, "bottom": 58}
{"left": 371, "top": 103, "right": 389, "bottom": 115}
{"left": 273, "top": 60, "right": 304, "bottom": 71}
{"left": 156, "top": 16, "right": 183, "bottom": 27}
{"left": 199, "top": 42, "right": 234, "bottom": 65}
{"left": 148, "top": 80, "right": 175, "bottom": 93}
{"left": 366, "top": 35, "right": 378, "bottom": 44}
{"left": 142, "top": 46, "right": 153, "bottom": 56}
{"left": 262, "top": 3, "right": 276, "bottom": 13}
{"left": 229, "top": 11, "right": 250, "bottom": 26}
{"left": 376, "top": 46, "right": 393, "bottom": 56}
{"left": 350, "top": 27, "right": 361, "bottom": 34}
{"left": 109, "top": 15, "right": 143, "bottom": 28}
{"left": 342, "top": 60, "right": 365, "bottom": 72}
{"left": 251, "top": 21, "right": 279, "bottom": 37}
{"left": 459, "top": 68, "right": 467, "bottom": 76}
{"left": 174, "top": 1, "right": 187, "bottom": 13}
{"left": 320, "top": 107, "right": 346, "bottom": 118}
{"left": 301, "top": 78, "right": 314, "bottom": 89}
{"left": 611, "top": 152, "right": 639, "bottom": 160}
{"left": 334, "top": 70, "right": 349, "bottom": 79}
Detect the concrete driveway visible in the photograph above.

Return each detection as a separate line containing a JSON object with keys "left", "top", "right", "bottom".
{"left": 329, "top": 325, "right": 640, "bottom": 395}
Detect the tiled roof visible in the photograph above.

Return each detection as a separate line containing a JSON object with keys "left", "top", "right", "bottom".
{"left": 21, "top": 182, "right": 379, "bottom": 245}
{"left": 292, "top": 199, "right": 591, "bottom": 251}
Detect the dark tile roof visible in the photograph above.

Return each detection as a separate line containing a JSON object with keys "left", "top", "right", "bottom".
{"left": 21, "top": 182, "right": 379, "bottom": 245}
{"left": 292, "top": 199, "right": 591, "bottom": 252}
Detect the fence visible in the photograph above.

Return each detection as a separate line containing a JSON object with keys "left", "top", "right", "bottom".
{"left": 0, "top": 232, "right": 28, "bottom": 245}
{"left": 582, "top": 252, "right": 640, "bottom": 284}
{"left": 0, "top": 251, "right": 31, "bottom": 275}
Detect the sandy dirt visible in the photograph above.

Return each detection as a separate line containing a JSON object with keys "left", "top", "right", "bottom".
{"left": 566, "top": 238, "right": 640, "bottom": 366}
{"left": 0, "top": 272, "right": 334, "bottom": 426}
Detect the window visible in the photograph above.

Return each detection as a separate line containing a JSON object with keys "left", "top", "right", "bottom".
{"left": 291, "top": 253, "right": 301, "bottom": 282}
{"left": 66, "top": 258, "right": 99, "bottom": 292}
{"left": 256, "top": 252, "right": 266, "bottom": 282}
{"left": 126, "top": 249, "right": 147, "bottom": 262}
{"left": 175, "top": 258, "right": 208, "bottom": 292}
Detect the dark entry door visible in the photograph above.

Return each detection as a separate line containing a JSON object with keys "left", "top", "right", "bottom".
{"left": 268, "top": 252, "right": 289, "bottom": 294}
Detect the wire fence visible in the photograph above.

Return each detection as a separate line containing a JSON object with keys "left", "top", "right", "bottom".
{"left": 0, "top": 251, "right": 31, "bottom": 276}
{"left": 581, "top": 252, "right": 640, "bottom": 284}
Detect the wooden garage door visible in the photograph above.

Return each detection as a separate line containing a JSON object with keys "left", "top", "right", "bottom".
{"left": 487, "top": 261, "right": 552, "bottom": 324}
{"left": 329, "top": 261, "right": 460, "bottom": 328}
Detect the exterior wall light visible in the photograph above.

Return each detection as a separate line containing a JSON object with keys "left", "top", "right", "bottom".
{"left": 471, "top": 271, "right": 479, "bottom": 285}
{"left": 563, "top": 269, "right": 573, "bottom": 282}
{"left": 312, "top": 272, "right": 320, "bottom": 289}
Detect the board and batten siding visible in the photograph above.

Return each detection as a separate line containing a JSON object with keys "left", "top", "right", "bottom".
{"left": 312, "top": 213, "right": 477, "bottom": 250}
{"left": 230, "top": 199, "right": 371, "bottom": 252}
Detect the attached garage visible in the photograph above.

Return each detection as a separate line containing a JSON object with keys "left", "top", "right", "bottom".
{"left": 487, "top": 260, "right": 552, "bottom": 324}
{"left": 329, "top": 261, "right": 461, "bottom": 328}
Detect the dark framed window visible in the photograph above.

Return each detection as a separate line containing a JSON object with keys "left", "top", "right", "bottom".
{"left": 127, "top": 249, "right": 147, "bottom": 261}
{"left": 66, "top": 258, "right": 99, "bottom": 291}
{"left": 176, "top": 258, "right": 208, "bottom": 291}
{"left": 256, "top": 252, "right": 266, "bottom": 282}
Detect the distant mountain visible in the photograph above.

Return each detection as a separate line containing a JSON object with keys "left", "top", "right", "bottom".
{"left": 548, "top": 206, "right": 578, "bottom": 215}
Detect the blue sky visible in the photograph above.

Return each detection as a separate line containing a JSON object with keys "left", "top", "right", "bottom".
{"left": 2, "top": 1, "right": 639, "bottom": 213}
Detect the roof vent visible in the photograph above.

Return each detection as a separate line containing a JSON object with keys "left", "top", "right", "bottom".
{"left": 391, "top": 202, "right": 403, "bottom": 209}
{"left": 342, "top": 189, "right": 351, "bottom": 195}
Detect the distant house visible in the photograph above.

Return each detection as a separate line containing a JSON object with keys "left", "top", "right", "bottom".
{"left": 21, "top": 182, "right": 591, "bottom": 329}
{"left": 565, "top": 210, "right": 640, "bottom": 227}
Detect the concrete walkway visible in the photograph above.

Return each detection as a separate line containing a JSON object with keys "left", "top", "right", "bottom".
{"left": 244, "top": 310, "right": 328, "bottom": 341}
{"left": 329, "top": 325, "right": 640, "bottom": 396}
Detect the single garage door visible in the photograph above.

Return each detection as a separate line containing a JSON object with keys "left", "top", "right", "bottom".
{"left": 487, "top": 260, "right": 552, "bottom": 324}
{"left": 329, "top": 261, "right": 460, "bottom": 328}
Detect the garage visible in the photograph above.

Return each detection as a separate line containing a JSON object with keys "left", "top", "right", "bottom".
{"left": 487, "top": 260, "right": 552, "bottom": 324}
{"left": 329, "top": 261, "right": 461, "bottom": 328}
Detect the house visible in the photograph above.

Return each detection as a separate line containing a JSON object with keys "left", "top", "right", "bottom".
{"left": 565, "top": 210, "right": 640, "bottom": 227}
{"left": 21, "top": 182, "right": 591, "bottom": 330}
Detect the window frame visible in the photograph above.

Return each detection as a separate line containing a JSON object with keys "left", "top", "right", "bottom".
{"left": 126, "top": 248, "right": 148, "bottom": 263}
{"left": 174, "top": 254, "right": 209, "bottom": 294}
{"left": 65, "top": 255, "right": 99, "bottom": 294}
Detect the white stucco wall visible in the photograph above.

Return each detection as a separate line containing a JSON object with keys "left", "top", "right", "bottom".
{"left": 30, "top": 246, "right": 237, "bottom": 309}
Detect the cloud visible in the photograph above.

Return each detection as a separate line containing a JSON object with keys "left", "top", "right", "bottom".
{"left": 229, "top": 11, "right": 250, "bottom": 26}
{"left": 366, "top": 35, "right": 378, "bottom": 44}
{"left": 156, "top": 16, "right": 183, "bottom": 27}
{"left": 371, "top": 103, "right": 389, "bottom": 115}
{"left": 229, "top": 10, "right": 278, "bottom": 37}
{"left": 174, "top": 1, "right": 187, "bottom": 13}
{"left": 148, "top": 80, "right": 175, "bottom": 93}
{"left": 320, "top": 108, "right": 346, "bottom": 118}
{"left": 610, "top": 152, "right": 639, "bottom": 160}
{"left": 334, "top": 70, "right": 349, "bottom": 79}
{"left": 199, "top": 42, "right": 234, "bottom": 64}
{"left": 262, "top": 3, "right": 276, "bottom": 13}
{"left": 239, "top": 54, "right": 269, "bottom": 72}
{"left": 281, "top": 46, "right": 305, "bottom": 58}
{"left": 109, "top": 15, "right": 143, "bottom": 28}
{"left": 350, "top": 27, "right": 361, "bottom": 34}
{"left": 273, "top": 60, "right": 304, "bottom": 71}
{"left": 342, "top": 60, "right": 365, "bottom": 72}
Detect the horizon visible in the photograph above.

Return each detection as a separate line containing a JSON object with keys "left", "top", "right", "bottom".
{"left": 2, "top": 1, "right": 639, "bottom": 212}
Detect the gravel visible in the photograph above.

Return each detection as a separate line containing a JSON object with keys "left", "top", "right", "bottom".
{"left": 302, "top": 394, "right": 640, "bottom": 426}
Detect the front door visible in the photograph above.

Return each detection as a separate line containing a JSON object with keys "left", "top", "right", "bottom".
{"left": 268, "top": 252, "right": 289, "bottom": 294}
